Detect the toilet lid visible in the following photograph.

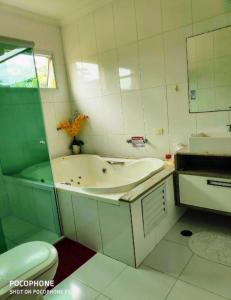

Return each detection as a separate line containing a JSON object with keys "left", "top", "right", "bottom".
{"left": 0, "top": 241, "right": 58, "bottom": 290}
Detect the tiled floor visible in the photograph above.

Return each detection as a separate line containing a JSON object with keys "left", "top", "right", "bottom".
{"left": 46, "top": 210, "right": 231, "bottom": 300}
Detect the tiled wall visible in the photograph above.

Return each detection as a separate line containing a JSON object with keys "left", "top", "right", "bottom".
{"left": 0, "top": 10, "right": 72, "bottom": 158}
{"left": 62, "top": 0, "right": 231, "bottom": 158}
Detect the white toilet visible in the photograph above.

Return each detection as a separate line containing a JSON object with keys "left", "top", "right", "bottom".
{"left": 0, "top": 241, "right": 58, "bottom": 299}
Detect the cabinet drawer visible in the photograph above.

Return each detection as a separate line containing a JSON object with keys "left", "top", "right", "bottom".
{"left": 179, "top": 174, "right": 231, "bottom": 213}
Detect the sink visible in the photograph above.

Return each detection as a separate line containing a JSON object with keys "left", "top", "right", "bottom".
{"left": 189, "top": 132, "right": 231, "bottom": 155}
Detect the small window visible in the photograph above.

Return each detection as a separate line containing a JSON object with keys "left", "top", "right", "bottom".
{"left": 34, "top": 53, "right": 57, "bottom": 89}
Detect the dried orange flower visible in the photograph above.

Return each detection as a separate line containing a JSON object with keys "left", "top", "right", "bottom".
{"left": 57, "top": 114, "right": 88, "bottom": 137}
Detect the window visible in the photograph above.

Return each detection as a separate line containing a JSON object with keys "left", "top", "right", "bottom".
{"left": 0, "top": 48, "right": 57, "bottom": 89}
{"left": 34, "top": 53, "right": 57, "bottom": 89}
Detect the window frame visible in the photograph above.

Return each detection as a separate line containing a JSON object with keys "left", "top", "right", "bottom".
{"left": 34, "top": 50, "right": 57, "bottom": 90}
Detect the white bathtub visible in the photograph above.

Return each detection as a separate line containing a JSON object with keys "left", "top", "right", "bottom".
{"left": 51, "top": 155, "right": 164, "bottom": 194}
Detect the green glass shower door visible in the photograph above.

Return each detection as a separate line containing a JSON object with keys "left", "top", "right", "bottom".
{"left": 0, "top": 38, "right": 61, "bottom": 252}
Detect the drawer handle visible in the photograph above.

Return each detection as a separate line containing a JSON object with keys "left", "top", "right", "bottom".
{"left": 207, "top": 180, "right": 231, "bottom": 188}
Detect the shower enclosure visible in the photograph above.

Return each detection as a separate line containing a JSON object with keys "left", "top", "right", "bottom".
{"left": 0, "top": 36, "right": 61, "bottom": 253}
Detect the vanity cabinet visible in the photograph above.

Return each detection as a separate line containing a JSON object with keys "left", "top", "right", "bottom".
{"left": 179, "top": 174, "right": 231, "bottom": 212}
{"left": 175, "top": 152, "right": 231, "bottom": 214}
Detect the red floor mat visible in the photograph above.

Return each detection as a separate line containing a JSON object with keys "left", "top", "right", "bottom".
{"left": 52, "top": 238, "right": 96, "bottom": 287}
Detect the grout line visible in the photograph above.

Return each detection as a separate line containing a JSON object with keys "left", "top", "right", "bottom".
{"left": 164, "top": 279, "right": 178, "bottom": 300}
{"left": 179, "top": 277, "right": 229, "bottom": 300}
{"left": 141, "top": 263, "right": 178, "bottom": 281}
{"left": 178, "top": 252, "right": 194, "bottom": 278}
{"left": 96, "top": 294, "right": 112, "bottom": 300}
{"left": 59, "top": 274, "right": 103, "bottom": 294}
{"left": 70, "top": 254, "right": 128, "bottom": 294}
{"left": 100, "top": 265, "right": 128, "bottom": 294}
{"left": 163, "top": 236, "right": 190, "bottom": 247}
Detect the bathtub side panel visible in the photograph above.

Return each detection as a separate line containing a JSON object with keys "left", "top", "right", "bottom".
{"left": 98, "top": 201, "right": 135, "bottom": 267}
{"left": 72, "top": 194, "right": 103, "bottom": 251}
{"left": 131, "top": 175, "right": 185, "bottom": 266}
{"left": 57, "top": 189, "right": 77, "bottom": 241}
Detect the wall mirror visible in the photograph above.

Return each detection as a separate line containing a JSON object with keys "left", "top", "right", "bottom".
{"left": 187, "top": 25, "right": 231, "bottom": 113}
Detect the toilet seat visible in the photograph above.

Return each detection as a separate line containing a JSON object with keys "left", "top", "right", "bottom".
{"left": 0, "top": 241, "right": 58, "bottom": 297}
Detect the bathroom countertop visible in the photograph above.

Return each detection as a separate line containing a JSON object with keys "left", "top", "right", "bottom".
{"left": 120, "top": 162, "right": 174, "bottom": 202}
{"left": 176, "top": 147, "right": 231, "bottom": 157}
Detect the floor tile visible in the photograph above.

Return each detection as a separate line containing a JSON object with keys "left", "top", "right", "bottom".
{"left": 164, "top": 214, "right": 209, "bottom": 245}
{"left": 104, "top": 265, "right": 175, "bottom": 300}
{"left": 166, "top": 280, "right": 227, "bottom": 300}
{"left": 45, "top": 276, "right": 99, "bottom": 300}
{"left": 72, "top": 253, "right": 126, "bottom": 292}
{"left": 143, "top": 240, "right": 192, "bottom": 277}
{"left": 180, "top": 255, "right": 231, "bottom": 299}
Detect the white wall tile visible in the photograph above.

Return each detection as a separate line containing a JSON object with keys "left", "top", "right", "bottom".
{"left": 145, "top": 135, "right": 170, "bottom": 158}
{"left": 164, "top": 26, "right": 192, "bottom": 85}
{"left": 193, "top": 14, "right": 228, "bottom": 35}
{"left": 61, "top": 2, "right": 231, "bottom": 159}
{"left": 75, "top": 55, "right": 102, "bottom": 99}
{"left": 42, "top": 103, "right": 58, "bottom": 142}
{"left": 106, "top": 135, "right": 128, "bottom": 157}
{"left": 107, "top": 134, "right": 147, "bottom": 158}
{"left": 162, "top": 0, "right": 192, "bottom": 31}
{"left": 94, "top": 4, "right": 116, "bottom": 52}
{"left": 118, "top": 43, "right": 140, "bottom": 91}
{"left": 62, "top": 22, "right": 81, "bottom": 61}
{"left": 99, "top": 49, "right": 120, "bottom": 95}
{"left": 81, "top": 135, "right": 109, "bottom": 155}
{"left": 121, "top": 91, "right": 144, "bottom": 134}
{"left": 141, "top": 86, "right": 169, "bottom": 157}
{"left": 42, "top": 103, "right": 71, "bottom": 157}
{"left": 79, "top": 97, "right": 107, "bottom": 136}
{"left": 196, "top": 111, "right": 229, "bottom": 133}
{"left": 134, "top": 0, "right": 162, "bottom": 40}
{"left": 78, "top": 14, "right": 97, "bottom": 58}
{"left": 192, "top": 0, "right": 231, "bottom": 23}
{"left": 167, "top": 84, "right": 196, "bottom": 151}
{"left": 102, "top": 94, "right": 124, "bottom": 134}
{"left": 139, "top": 35, "right": 165, "bottom": 88}
{"left": 141, "top": 86, "right": 168, "bottom": 134}
{"left": 113, "top": 0, "right": 137, "bottom": 46}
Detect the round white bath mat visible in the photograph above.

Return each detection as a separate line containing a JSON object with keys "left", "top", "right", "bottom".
{"left": 189, "top": 232, "right": 231, "bottom": 267}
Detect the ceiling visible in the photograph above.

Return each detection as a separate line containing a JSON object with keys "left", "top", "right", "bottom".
{"left": 0, "top": 0, "right": 112, "bottom": 24}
